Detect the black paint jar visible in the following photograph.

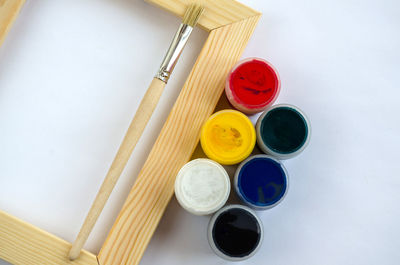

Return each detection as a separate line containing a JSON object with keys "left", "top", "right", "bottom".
{"left": 207, "top": 205, "right": 263, "bottom": 261}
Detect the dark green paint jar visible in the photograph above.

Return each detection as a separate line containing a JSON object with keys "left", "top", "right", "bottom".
{"left": 256, "top": 104, "right": 310, "bottom": 159}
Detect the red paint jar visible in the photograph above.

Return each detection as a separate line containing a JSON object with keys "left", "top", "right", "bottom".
{"left": 225, "top": 58, "right": 280, "bottom": 114}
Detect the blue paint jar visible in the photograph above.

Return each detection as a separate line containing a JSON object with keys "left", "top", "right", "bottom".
{"left": 234, "top": 155, "right": 288, "bottom": 210}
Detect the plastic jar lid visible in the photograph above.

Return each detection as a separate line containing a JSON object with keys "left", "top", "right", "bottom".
{"left": 234, "top": 154, "right": 289, "bottom": 210}
{"left": 208, "top": 204, "right": 264, "bottom": 261}
{"left": 174, "top": 159, "right": 230, "bottom": 215}
{"left": 256, "top": 104, "right": 311, "bottom": 159}
{"left": 200, "top": 110, "right": 256, "bottom": 165}
{"left": 225, "top": 57, "right": 280, "bottom": 115}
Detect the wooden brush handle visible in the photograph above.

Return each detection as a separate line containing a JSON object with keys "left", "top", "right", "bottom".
{"left": 0, "top": 0, "right": 26, "bottom": 46}
{"left": 68, "top": 77, "right": 166, "bottom": 260}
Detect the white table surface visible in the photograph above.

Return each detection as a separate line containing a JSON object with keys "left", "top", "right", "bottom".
{"left": 1, "top": 0, "right": 399, "bottom": 264}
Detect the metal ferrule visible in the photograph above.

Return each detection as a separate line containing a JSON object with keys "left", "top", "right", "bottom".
{"left": 155, "top": 23, "right": 193, "bottom": 83}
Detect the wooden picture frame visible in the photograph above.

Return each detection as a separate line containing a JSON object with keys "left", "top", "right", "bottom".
{"left": 0, "top": 0, "right": 261, "bottom": 264}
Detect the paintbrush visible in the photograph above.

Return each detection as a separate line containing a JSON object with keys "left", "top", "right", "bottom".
{"left": 68, "top": 4, "right": 204, "bottom": 260}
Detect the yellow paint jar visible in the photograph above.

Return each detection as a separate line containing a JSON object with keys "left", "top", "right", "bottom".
{"left": 200, "top": 110, "right": 256, "bottom": 165}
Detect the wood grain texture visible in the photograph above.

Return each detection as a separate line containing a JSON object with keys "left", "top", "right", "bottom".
{"left": 98, "top": 15, "right": 260, "bottom": 265}
{"left": 0, "top": 210, "right": 98, "bottom": 265}
{"left": 0, "top": 0, "right": 25, "bottom": 47}
{"left": 145, "top": 0, "right": 260, "bottom": 31}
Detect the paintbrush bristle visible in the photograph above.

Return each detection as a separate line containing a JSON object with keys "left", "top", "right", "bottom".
{"left": 183, "top": 4, "right": 204, "bottom": 27}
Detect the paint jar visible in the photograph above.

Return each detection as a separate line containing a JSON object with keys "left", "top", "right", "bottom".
{"left": 225, "top": 57, "right": 280, "bottom": 115}
{"left": 200, "top": 110, "right": 256, "bottom": 165}
{"left": 208, "top": 204, "right": 263, "bottom": 261}
{"left": 256, "top": 104, "right": 311, "bottom": 159}
{"left": 174, "top": 159, "right": 230, "bottom": 215}
{"left": 234, "top": 154, "right": 288, "bottom": 210}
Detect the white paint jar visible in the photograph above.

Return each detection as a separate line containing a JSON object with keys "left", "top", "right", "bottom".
{"left": 174, "top": 159, "right": 231, "bottom": 215}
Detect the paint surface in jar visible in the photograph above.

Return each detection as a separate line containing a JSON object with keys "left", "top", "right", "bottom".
{"left": 260, "top": 106, "right": 308, "bottom": 154}
{"left": 212, "top": 208, "right": 261, "bottom": 258}
{"left": 201, "top": 110, "right": 256, "bottom": 165}
{"left": 229, "top": 58, "right": 279, "bottom": 108}
{"left": 237, "top": 156, "right": 287, "bottom": 207}
{"left": 175, "top": 159, "right": 230, "bottom": 215}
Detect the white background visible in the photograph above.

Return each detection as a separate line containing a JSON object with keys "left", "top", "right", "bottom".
{"left": 1, "top": 0, "right": 399, "bottom": 264}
